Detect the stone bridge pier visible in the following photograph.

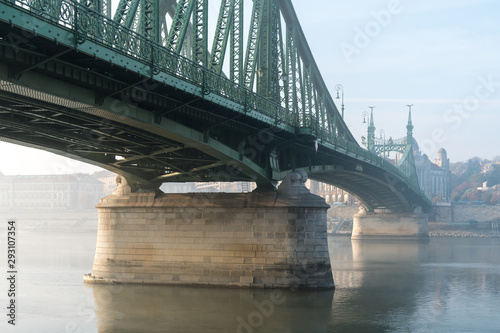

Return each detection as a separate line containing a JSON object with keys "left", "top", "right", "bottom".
{"left": 351, "top": 207, "right": 429, "bottom": 240}
{"left": 84, "top": 171, "right": 334, "bottom": 289}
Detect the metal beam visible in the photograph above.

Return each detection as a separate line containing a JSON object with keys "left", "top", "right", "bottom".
{"left": 8, "top": 49, "right": 72, "bottom": 80}
{"left": 112, "top": 146, "right": 183, "bottom": 165}
{"left": 192, "top": 0, "right": 207, "bottom": 66}
{"left": 140, "top": 0, "right": 160, "bottom": 43}
{"left": 114, "top": 0, "right": 140, "bottom": 29}
{"left": 166, "top": 0, "right": 195, "bottom": 53}
{"left": 209, "top": 0, "right": 233, "bottom": 73}
{"left": 243, "top": 0, "right": 264, "bottom": 90}
{"left": 230, "top": 0, "right": 244, "bottom": 84}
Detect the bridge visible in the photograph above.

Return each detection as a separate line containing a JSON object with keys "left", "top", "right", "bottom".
{"left": 0, "top": 0, "right": 431, "bottom": 289}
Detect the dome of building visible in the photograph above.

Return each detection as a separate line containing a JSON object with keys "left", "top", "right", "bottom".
{"left": 437, "top": 148, "right": 447, "bottom": 158}
{"left": 435, "top": 148, "right": 450, "bottom": 170}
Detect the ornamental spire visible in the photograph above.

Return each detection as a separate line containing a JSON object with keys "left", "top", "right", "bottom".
{"left": 369, "top": 106, "right": 375, "bottom": 127}
{"left": 367, "top": 106, "right": 376, "bottom": 151}
{"left": 406, "top": 104, "right": 413, "bottom": 139}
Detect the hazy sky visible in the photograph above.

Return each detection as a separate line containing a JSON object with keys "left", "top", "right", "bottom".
{"left": 1, "top": 0, "right": 499, "bottom": 175}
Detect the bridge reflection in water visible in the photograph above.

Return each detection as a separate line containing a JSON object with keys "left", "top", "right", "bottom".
{"left": 88, "top": 238, "right": 432, "bottom": 332}
{"left": 15, "top": 231, "right": 500, "bottom": 332}
{"left": 328, "top": 237, "right": 431, "bottom": 332}
{"left": 90, "top": 283, "right": 334, "bottom": 332}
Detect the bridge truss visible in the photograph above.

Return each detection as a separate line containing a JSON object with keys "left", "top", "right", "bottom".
{"left": 0, "top": 0, "right": 430, "bottom": 212}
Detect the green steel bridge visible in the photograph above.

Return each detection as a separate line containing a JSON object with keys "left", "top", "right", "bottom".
{"left": 0, "top": 0, "right": 431, "bottom": 213}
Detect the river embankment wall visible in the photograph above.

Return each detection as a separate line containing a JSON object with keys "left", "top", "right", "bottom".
{"left": 330, "top": 205, "right": 500, "bottom": 223}
{"left": 430, "top": 205, "right": 500, "bottom": 223}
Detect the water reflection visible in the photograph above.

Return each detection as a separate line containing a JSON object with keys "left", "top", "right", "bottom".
{"left": 328, "top": 238, "right": 430, "bottom": 332}
{"left": 91, "top": 284, "right": 334, "bottom": 333}
{"left": 331, "top": 238, "right": 429, "bottom": 289}
{"left": 328, "top": 237, "right": 500, "bottom": 332}
{"left": 12, "top": 231, "right": 500, "bottom": 332}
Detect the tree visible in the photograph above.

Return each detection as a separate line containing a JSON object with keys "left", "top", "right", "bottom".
{"left": 468, "top": 190, "right": 482, "bottom": 202}
{"left": 483, "top": 191, "right": 494, "bottom": 205}
{"left": 469, "top": 173, "right": 485, "bottom": 186}
{"left": 490, "top": 191, "right": 500, "bottom": 205}
{"left": 452, "top": 181, "right": 473, "bottom": 201}
{"left": 466, "top": 158, "right": 482, "bottom": 176}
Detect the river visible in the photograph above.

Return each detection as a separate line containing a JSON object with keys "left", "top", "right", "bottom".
{"left": 1, "top": 229, "right": 500, "bottom": 332}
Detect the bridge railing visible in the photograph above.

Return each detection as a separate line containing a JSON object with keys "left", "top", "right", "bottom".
{"left": 373, "top": 136, "right": 406, "bottom": 146}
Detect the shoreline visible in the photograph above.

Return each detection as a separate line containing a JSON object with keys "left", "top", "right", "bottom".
{"left": 329, "top": 232, "right": 500, "bottom": 238}
{"left": 428, "top": 222, "right": 499, "bottom": 238}
{"left": 429, "top": 231, "right": 500, "bottom": 238}
{"left": 329, "top": 222, "right": 500, "bottom": 238}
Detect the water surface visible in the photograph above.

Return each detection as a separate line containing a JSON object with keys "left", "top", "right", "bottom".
{"left": 1, "top": 229, "right": 499, "bottom": 332}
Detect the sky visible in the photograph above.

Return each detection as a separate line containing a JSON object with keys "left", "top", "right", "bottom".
{"left": 1, "top": 0, "right": 500, "bottom": 175}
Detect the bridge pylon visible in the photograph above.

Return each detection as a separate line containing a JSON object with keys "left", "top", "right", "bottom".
{"left": 351, "top": 206, "right": 428, "bottom": 240}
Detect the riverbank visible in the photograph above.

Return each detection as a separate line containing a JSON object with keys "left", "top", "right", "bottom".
{"left": 329, "top": 222, "right": 500, "bottom": 238}
{"left": 428, "top": 222, "right": 500, "bottom": 238}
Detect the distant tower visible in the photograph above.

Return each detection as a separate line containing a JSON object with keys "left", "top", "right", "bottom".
{"left": 367, "top": 107, "right": 376, "bottom": 152}
{"left": 406, "top": 105, "right": 414, "bottom": 142}
{"left": 435, "top": 148, "right": 450, "bottom": 170}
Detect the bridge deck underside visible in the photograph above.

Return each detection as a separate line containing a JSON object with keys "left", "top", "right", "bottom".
{"left": 310, "top": 171, "right": 411, "bottom": 212}
{"left": 0, "top": 74, "right": 271, "bottom": 185}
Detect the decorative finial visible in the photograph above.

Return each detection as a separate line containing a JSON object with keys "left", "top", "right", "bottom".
{"left": 406, "top": 104, "right": 413, "bottom": 125}
{"left": 368, "top": 106, "right": 375, "bottom": 126}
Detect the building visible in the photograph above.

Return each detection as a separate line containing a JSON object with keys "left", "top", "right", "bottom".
{"left": 413, "top": 146, "right": 452, "bottom": 202}
{"left": 91, "top": 170, "right": 257, "bottom": 195}
{"left": 92, "top": 170, "right": 118, "bottom": 196}
{"left": 306, "top": 180, "right": 358, "bottom": 205}
{"left": 0, "top": 172, "right": 103, "bottom": 211}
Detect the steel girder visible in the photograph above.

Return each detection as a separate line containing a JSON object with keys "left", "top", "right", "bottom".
{"left": 208, "top": 0, "right": 243, "bottom": 83}
{"left": 113, "top": 0, "right": 140, "bottom": 27}
{"left": 230, "top": 0, "right": 243, "bottom": 84}
{"left": 243, "top": 0, "right": 263, "bottom": 91}
{"left": 192, "top": 0, "right": 207, "bottom": 66}
{"left": 165, "top": 0, "right": 195, "bottom": 53}
{"left": 209, "top": 0, "right": 233, "bottom": 73}
{"left": 259, "top": 0, "right": 280, "bottom": 101}
{"left": 140, "top": 0, "right": 160, "bottom": 43}
{"left": 80, "top": 0, "right": 111, "bottom": 17}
